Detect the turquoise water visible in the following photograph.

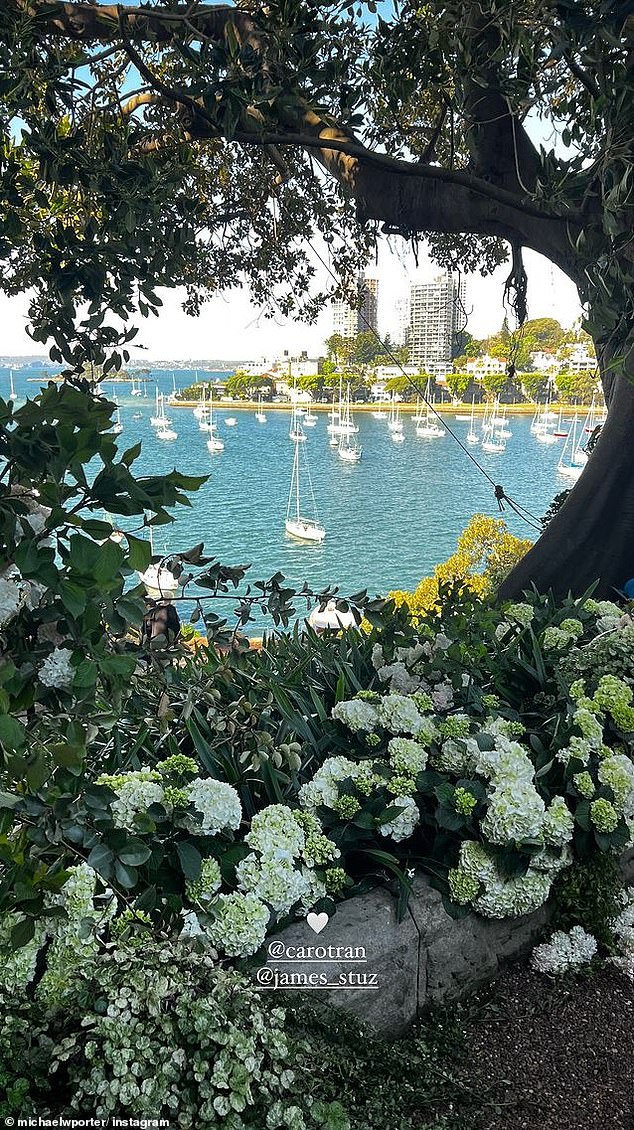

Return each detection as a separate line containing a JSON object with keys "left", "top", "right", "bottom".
{"left": 4, "top": 367, "right": 572, "bottom": 602}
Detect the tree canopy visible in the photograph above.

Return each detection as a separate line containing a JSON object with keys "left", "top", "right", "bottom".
{"left": 2, "top": 0, "right": 634, "bottom": 595}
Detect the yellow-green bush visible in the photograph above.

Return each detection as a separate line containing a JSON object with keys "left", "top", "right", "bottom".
{"left": 390, "top": 514, "right": 533, "bottom": 618}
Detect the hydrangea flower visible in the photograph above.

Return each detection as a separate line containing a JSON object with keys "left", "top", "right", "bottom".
{"left": 573, "top": 707, "right": 604, "bottom": 743}
{"left": 377, "top": 694, "right": 426, "bottom": 736}
{"left": 325, "top": 867, "right": 349, "bottom": 895}
{"left": 453, "top": 787, "right": 477, "bottom": 816}
{"left": 542, "top": 796, "right": 574, "bottom": 847}
{"left": 505, "top": 602, "right": 534, "bottom": 628}
{"left": 590, "top": 797, "right": 619, "bottom": 834}
{"left": 597, "top": 754, "right": 634, "bottom": 816}
{"left": 473, "top": 740, "right": 535, "bottom": 786}
{"left": 431, "top": 682, "right": 454, "bottom": 711}
{"left": 556, "top": 736, "right": 594, "bottom": 766}
{"left": 541, "top": 627, "right": 572, "bottom": 651}
{"left": 593, "top": 675, "right": 633, "bottom": 712}
{"left": 480, "top": 781, "right": 545, "bottom": 845}
{"left": 447, "top": 868, "right": 481, "bottom": 905}
{"left": 559, "top": 618, "right": 583, "bottom": 639}
{"left": 38, "top": 646, "right": 75, "bottom": 689}
{"left": 331, "top": 698, "right": 379, "bottom": 733}
{"left": 236, "top": 855, "right": 310, "bottom": 915}
{"left": 186, "top": 778, "right": 242, "bottom": 837}
{"left": 474, "top": 869, "right": 552, "bottom": 919}
{"left": 186, "top": 858, "right": 222, "bottom": 904}
{"left": 531, "top": 926, "right": 597, "bottom": 974}
{"left": 0, "top": 574, "right": 22, "bottom": 626}
{"left": 433, "top": 736, "right": 480, "bottom": 776}
{"left": 457, "top": 840, "right": 498, "bottom": 883}
{"left": 379, "top": 795, "right": 420, "bottom": 842}
{"left": 293, "top": 811, "right": 339, "bottom": 867}
{"left": 96, "top": 769, "right": 165, "bottom": 831}
{"left": 299, "top": 756, "right": 364, "bottom": 810}
{"left": 439, "top": 714, "right": 472, "bottom": 740}
{"left": 388, "top": 737, "right": 428, "bottom": 776}
{"left": 376, "top": 660, "right": 422, "bottom": 694}
{"left": 246, "top": 804, "right": 305, "bottom": 862}
{"left": 206, "top": 892, "right": 270, "bottom": 957}
{"left": 333, "top": 795, "right": 361, "bottom": 819}
{"left": 573, "top": 771, "right": 595, "bottom": 799}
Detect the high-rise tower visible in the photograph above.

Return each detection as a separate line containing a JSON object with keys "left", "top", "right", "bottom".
{"left": 332, "top": 274, "right": 379, "bottom": 339}
{"left": 408, "top": 273, "right": 465, "bottom": 375}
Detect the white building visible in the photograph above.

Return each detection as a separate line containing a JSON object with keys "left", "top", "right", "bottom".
{"left": 409, "top": 273, "right": 466, "bottom": 372}
{"left": 465, "top": 354, "right": 507, "bottom": 379}
{"left": 529, "top": 350, "right": 560, "bottom": 373}
{"left": 394, "top": 296, "right": 410, "bottom": 348}
{"left": 332, "top": 274, "right": 379, "bottom": 339}
{"left": 244, "top": 354, "right": 319, "bottom": 378}
{"left": 558, "top": 343, "right": 597, "bottom": 372}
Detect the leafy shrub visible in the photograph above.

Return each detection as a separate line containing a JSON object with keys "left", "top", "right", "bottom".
{"left": 389, "top": 514, "right": 533, "bottom": 617}
{"left": 551, "top": 853, "right": 624, "bottom": 949}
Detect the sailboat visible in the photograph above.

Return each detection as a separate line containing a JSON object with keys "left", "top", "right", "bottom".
{"left": 155, "top": 395, "right": 177, "bottom": 441}
{"left": 131, "top": 376, "right": 142, "bottom": 397}
{"left": 557, "top": 417, "right": 584, "bottom": 480}
{"left": 466, "top": 396, "right": 479, "bottom": 445}
{"left": 327, "top": 379, "right": 358, "bottom": 436}
{"left": 337, "top": 394, "right": 362, "bottom": 461}
{"left": 111, "top": 406, "right": 123, "bottom": 435}
{"left": 8, "top": 370, "right": 18, "bottom": 403}
{"left": 151, "top": 389, "right": 167, "bottom": 426}
{"left": 303, "top": 406, "right": 318, "bottom": 426}
{"left": 387, "top": 399, "right": 404, "bottom": 433}
{"left": 205, "top": 386, "right": 224, "bottom": 451}
{"left": 412, "top": 398, "right": 425, "bottom": 424}
{"left": 416, "top": 381, "right": 445, "bottom": 437}
{"left": 193, "top": 374, "right": 206, "bottom": 421}
{"left": 285, "top": 435, "right": 325, "bottom": 542}
{"left": 289, "top": 406, "right": 307, "bottom": 442}
{"left": 481, "top": 402, "right": 506, "bottom": 452}
{"left": 255, "top": 395, "right": 267, "bottom": 423}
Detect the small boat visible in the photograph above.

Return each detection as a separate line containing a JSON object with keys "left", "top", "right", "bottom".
{"left": 337, "top": 399, "right": 362, "bottom": 461}
{"left": 285, "top": 433, "right": 325, "bottom": 542}
{"left": 131, "top": 377, "right": 142, "bottom": 397}
{"left": 327, "top": 379, "right": 359, "bottom": 435}
{"left": 151, "top": 389, "right": 170, "bottom": 427}
{"left": 255, "top": 395, "right": 267, "bottom": 423}
{"left": 289, "top": 406, "right": 307, "bottom": 442}
{"left": 553, "top": 408, "right": 568, "bottom": 438}
{"left": 372, "top": 409, "right": 388, "bottom": 419}
{"left": 481, "top": 401, "right": 506, "bottom": 451}
{"left": 133, "top": 412, "right": 142, "bottom": 420}
{"left": 391, "top": 431, "right": 405, "bottom": 443}
{"left": 303, "top": 412, "right": 318, "bottom": 426}
{"left": 455, "top": 414, "right": 472, "bottom": 421}
{"left": 156, "top": 423, "right": 177, "bottom": 441}
{"left": 535, "top": 429, "right": 558, "bottom": 445}
{"left": 225, "top": 417, "right": 237, "bottom": 427}
{"left": 207, "top": 433, "right": 225, "bottom": 453}
{"left": 111, "top": 407, "right": 123, "bottom": 435}
{"left": 557, "top": 418, "right": 584, "bottom": 480}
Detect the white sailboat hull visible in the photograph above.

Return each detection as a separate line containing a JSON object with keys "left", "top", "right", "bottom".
{"left": 338, "top": 447, "right": 362, "bottom": 462}
{"left": 535, "top": 431, "right": 558, "bottom": 444}
{"left": 482, "top": 439, "right": 506, "bottom": 452}
{"left": 391, "top": 431, "right": 405, "bottom": 442}
{"left": 255, "top": 413, "right": 267, "bottom": 422}
{"left": 558, "top": 464, "right": 583, "bottom": 480}
{"left": 285, "top": 518, "right": 325, "bottom": 542}
{"left": 156, "top": 427, "right": 177, "bottom": 441}
{"left": 416, "top": 425, "right": 445, "bottom": 437}
{"left": 207, "top": 436, "right": 224, "bottom": 452}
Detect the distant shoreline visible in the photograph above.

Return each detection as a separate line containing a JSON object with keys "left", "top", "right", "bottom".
{"left": 169, "top": 400, "right": 591, "bottom": 416}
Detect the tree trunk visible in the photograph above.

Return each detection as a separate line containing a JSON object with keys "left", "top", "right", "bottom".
{"left": 498, "top": 366, "right": 634, "bottom": 600}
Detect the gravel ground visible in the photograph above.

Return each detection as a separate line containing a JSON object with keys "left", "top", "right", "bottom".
{"left": 456, "top": 966, "right": 634, "bottom": 1130}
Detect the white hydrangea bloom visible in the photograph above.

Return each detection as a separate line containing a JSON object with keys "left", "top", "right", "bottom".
{"left": 531, "top": 845, "right": 573, "bottom": 875}
{"left": 458, "top": 840, "right": 498, "bottom": 883}
{"left": 299, "top": 756, "right": 364, "bottom": 810}
{"left": 96, "top": 770, "right": 165, "bottom": 831}
{"left": 432, "top": 736, "right": 480, "bottom": 776}
{"left": 473, "top": 740, "right": 536, "bottom": 785}
{"left": 379, "top": 795, "right": 419, "bottom": 842}
{"left": 494, "top": 621, "right": 512, "bottom": 640}
{"left": 431, "top": 682, "right": 454, "bottom": 711}
{"left": 376, "top": 660, "right": 422, "bottom": 694}
{"left": 542, "top": 797, "right": 575, "bottom": 847}
{"left": 297, "top": 867, "right": 327, "bottom": 915}
{"left": 245, "top": 804, "right": 305, "bottom": 862}
{"left": 179, "top": 910, "right": 206, "bottom": 939}
{"left": 531, "top": 926, "right": 597, "bottom": 974}
{"left": 0, "top": 574, "right": 23, "bottom": 626}
{"left": 388, "top": 737, "right": 428, "bottom": 776}
{"left": 377, "top": 694, "right": 426, "bottom": 735}
{"left": 480, "top": 781, "right": 545, "bottom": 845}
{"left": 505, "top": 602, "right": 534, "bottom": 628}
{"left": 236, "top": 854, "right": 310, "bottom": 915}
{"left": 474, "top": 869, "right": 552, "bottom": 919}
{"left": 331, "top": 698, "right": 379, "bottom": 733}
{"left": 38, "top": 646, "right": 75, "bottom": 689}
{"left": 186, "top": 778, "right": 242, "bottom": 837}
{"left": 206, "top": 892, "right": 270, "bottom": 957}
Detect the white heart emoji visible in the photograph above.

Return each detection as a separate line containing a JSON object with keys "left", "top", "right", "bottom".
{"left": 307, "top": 911, "right": 329, "bottom": 934}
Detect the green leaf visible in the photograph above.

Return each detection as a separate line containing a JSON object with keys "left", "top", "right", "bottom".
{"left": 125, "top": 533, "right": 152, "bottom": 572}
{"left": 0, "top": 714, "right": 27, "bottom": 752}
{"left": 87, "top": 843, "right": 114, "bottom": 878}
{"left": 175, "top": 841, "right": 202, "bottom": 881}
{"left": 114, "top": 859, "right": 139, "bottom": 888}
{"left": 10, "top": 917, "right": 36, "bottom": 949}
{"left": 118, "top": 839, "right": 152, "bottom": 867}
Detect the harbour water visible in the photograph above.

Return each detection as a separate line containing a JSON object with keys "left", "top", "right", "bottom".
{"left": 4, "top": 367, "right": 577, "bottom": 605}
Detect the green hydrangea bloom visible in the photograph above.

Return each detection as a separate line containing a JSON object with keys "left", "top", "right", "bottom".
{"left": 324, "top": 867, "right": 349, "bottom": 895}
{"left": 611, "top": 704, "right": 634, "bottom": 733}
{"left": 186, "top": 858, "right": 222, "bottom": 904}
{"left": 440, "top": 716, "right": 472, "bottom": 739}
{"left": 332, "top": 795, "right": 361, "bottom": 820}
{"left": 453, "top": 787, "right": 477, "bottom": 816}
{"left": 412, "top": 692, "right": 433, "bottom": 713}
{"left": 590, "top": 797, "right": 619, "bottom": 834}
{"left": 448, "top": 868, "right": 480, "bottom": 905}
{"left": 162, "top": 785, "right": 189, "bottom": 808}
{"left": 569, "top": 679, "right": 586, "bottom": 702}
{"left": 482, "top": 694, "right": 500, "bottom": 708}
{"left": 156, "top": 755, "right": 199, "bottom": 777}
{"left": 573, "top": 771, "right": 595, "bottom": 799}
{"left": 559, "top": 618, "right": 583, "bottom": 639}
{"left": 574, "top": 708, "right": 604, "bottom": 741}
{"left": 593, "top": 675, "right": 633, "bottom": 712}
{"left": 364, "top": 732, "right": 381, "bottom": 748}
{"left": 387, "top": 775, "right": 418, "bottom": 797}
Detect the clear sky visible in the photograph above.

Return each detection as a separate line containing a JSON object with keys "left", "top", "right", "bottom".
{"left": 0, "top": 238, "right": 582, "bottom": 361}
